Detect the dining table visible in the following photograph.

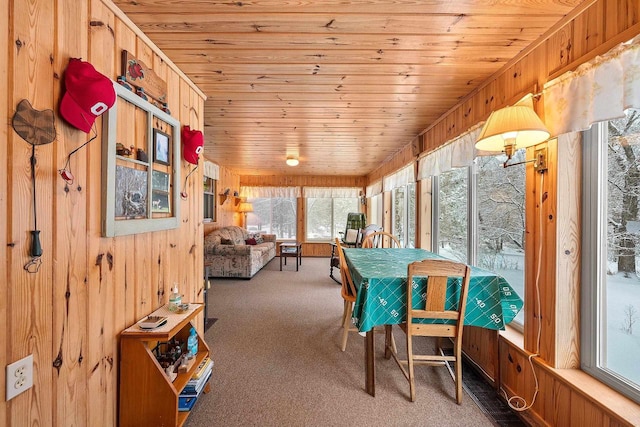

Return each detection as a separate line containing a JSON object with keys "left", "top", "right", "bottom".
{"left": 342, "top": 247, "right": 523, "bottom": 396}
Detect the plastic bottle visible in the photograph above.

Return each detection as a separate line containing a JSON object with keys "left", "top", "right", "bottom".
{"left": 187, "top": 327, "right": 198, "bottom": 357}
{"left": 168, "top": 285, "right": 181, "bottom": 312}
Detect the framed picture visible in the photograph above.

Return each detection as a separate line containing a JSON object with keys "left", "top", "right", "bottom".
{"left": 152, "top": 191, "right": 171, "bottom": 213}
{"left": 115, "top": 166, "right": 148, "bottom": 218}
{"left": 153, "top": 128, "right": 170, "bottom": 165}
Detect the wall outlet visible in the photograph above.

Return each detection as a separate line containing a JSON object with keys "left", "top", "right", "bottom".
{"left": 6, "top": 354, "right": 33, "bottom": 401}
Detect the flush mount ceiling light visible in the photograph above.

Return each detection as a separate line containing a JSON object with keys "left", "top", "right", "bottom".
{"left": 286, "top": 156, "right": 299, "bottom": 166}
{"left": 475, "top": 105, "right": 550, "bottom": 170}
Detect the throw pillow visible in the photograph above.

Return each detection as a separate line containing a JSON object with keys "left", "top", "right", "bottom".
{"left": 220, "top": 238, "right": 233, "bottom": 245}
{"left": 245, "top": 238, "right": 257, "bottom": 245}
{"left": 253, "top": 233, "right": 264, "bottom": 244}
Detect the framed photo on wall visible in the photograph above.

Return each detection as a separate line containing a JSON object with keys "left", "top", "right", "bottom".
{"left": 153, "top": 128, "right": 170, "bottom": 165}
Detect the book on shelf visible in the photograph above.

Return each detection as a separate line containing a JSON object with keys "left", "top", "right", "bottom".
{"left": 178, "top": 396, "right": 197, "bottom": 412}
{"left": 138, "top": 315, "right": 168, "bottom": 329}
{"left": 180, "top": 370, "right": 212, "bottom": 397}
{"left": 192, "top": 356, "right": 212, "bottom": 380}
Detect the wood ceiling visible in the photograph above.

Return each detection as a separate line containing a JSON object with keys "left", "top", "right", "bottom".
{"left": 113, "top": 0, "right": 584, "bottom": 177}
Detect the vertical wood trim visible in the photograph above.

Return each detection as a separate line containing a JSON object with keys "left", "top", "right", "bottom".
{"left": 87, "top": 1, "right": 118, "bottom": 425}
{"left": 0, "top": 0, "right": 8, "bottom": 424}
{"left": 12, "top": 1, "right": 56, "bottom": 425}
{"left": 382, "top": 191, "right": 392, "bottom": 233}
{"left": 554, "top": 133, "right": 581, "bottom": 369}
{"left": 54, "top": 0, "right": 90, "bottom": 425}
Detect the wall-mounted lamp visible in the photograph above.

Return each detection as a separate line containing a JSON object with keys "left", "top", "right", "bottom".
{"left": 475, "top": 105, "right": 550, "bottom": 171}
{"left": 286, "top": 156, "right": 299, "bottom": 167}
{"left": 237, "top": 202, "right": 253, "bottom": 228}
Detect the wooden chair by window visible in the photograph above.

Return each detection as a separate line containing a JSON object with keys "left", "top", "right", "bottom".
{"left": 334, "top": 238, "right": 359, "bottom": 351}
{"left": 361, "top": 231, "right": 401, "bottom": 248}
{"left": 385, "top": 259, "right": 471, "bottom": 403}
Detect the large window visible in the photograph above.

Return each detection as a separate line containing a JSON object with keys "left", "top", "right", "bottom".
{"left": 369, "top": 193, "right": 383, "bottom": 227}
{"left": 392, "top": 183, "right": 416, "bottom": 248}
{"left": 582, "top": 109, "right": 640, "bottom": 404}
{"left": 477, "top": 152, "right": 526, "bottom": 325}
{"left": 306, "top": 197, "right": 359, "bottom": 241}
{"left": 246, "top": 197, "right": 297, "bottom": 239}
{"left": 436, "top": 168, "right": 468, "bottom": 262}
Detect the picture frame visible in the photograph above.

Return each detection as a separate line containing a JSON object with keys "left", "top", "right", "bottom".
{"left": 153, "top": 128, "right": 170, "bottom": 165}
{"left": 102, "top": 82, "right": 181, "bottom": 237}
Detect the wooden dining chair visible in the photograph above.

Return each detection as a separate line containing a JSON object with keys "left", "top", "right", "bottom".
{"left": 361, "top": 231, "right": 401, "bottom": 248}
{"left": 385, "top": 259, "right": 471, "bottom": 403}
{"left": 334, "top": 238, "right": 359, "bottom": 351}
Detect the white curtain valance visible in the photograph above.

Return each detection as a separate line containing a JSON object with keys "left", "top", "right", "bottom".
{"left": 543, "top": 34, "right": 640, "bottom": 137}
{"left": 417, "top": 126, "right": 481, "bottom": 180}
{"left": 303, "top": 187, "right": 361, "bottom": 198}
{"left": 240, "top": 186, "right": 301, "bottom": 199}
{"left": 366, "top": 180, "right": 383, "bottom": 197}
{"left": 383, "top": 163, "right": 415, "bottom": 192}
{"left": 203, "top": 161, "right": 219, "bottom": 179}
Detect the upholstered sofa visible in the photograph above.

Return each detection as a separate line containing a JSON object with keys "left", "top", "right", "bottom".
{"left": 204, "top": 226, "right": 276, "bottom": 279}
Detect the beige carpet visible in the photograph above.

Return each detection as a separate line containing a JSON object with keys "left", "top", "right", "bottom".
{"left": 185, "top": 257, "right": 496, "bottom": 427}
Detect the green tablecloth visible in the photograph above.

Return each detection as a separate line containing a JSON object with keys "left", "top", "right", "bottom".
{"left": 343, "top": 248, "right": 523, "bottom": 333}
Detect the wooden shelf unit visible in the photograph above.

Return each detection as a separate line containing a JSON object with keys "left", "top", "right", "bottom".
{"left": 119, "top": 304, "right": 210, "bottom": 427}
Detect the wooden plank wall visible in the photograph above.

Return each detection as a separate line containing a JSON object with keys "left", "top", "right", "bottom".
{"left": 2, "top": 1, "right": 206, "bottom": 425}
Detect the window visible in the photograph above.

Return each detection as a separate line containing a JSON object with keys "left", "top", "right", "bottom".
{"left": 203, "top": 176, "right": 216, "bottom": 222}
{"left": 582, "top": 109, "right": 640, "bottom": 404}
{"left": 246, "top": 197, "right": 297, "bottom": 239}
{"left": 476, "top": 152, "right": 526, "bottom": 325}
{"left": 306, "top": 197, "right": 359, "bottom": 241}
{"left": 436, "top": 168, "right": 468, "bottom": 262}
{"left": 392, "top": 183, "right": 416, "bottom": 248}
{"left": 369, "top": 193, "right": 383, "bottom": 227}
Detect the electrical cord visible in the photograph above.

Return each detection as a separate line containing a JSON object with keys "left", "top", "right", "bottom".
{"left": 500, "top": 171, "right": 544, "bottom": 411}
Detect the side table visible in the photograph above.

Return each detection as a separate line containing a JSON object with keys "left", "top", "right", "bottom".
{"left": 279, "top": 241, "right": 302, "bottom": 271}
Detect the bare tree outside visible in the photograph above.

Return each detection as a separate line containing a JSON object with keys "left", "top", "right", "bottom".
{"left": 607, "top": 110, "right": 640, "bottom": 277}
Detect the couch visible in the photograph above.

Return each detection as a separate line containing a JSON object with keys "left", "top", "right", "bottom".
{"left": 204, "top": 226, "right": 276, "bottom": 279}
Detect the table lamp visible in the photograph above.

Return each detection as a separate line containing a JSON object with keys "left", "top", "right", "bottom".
{"left": 237, "top": 202, "right": 253, "bottom": 228}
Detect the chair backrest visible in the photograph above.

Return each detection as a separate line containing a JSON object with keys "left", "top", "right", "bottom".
{"left": 406, "top": 259, "right": 471, "bottom": 339}
{"left": 357, "top": 224, "right": 383, "bottom": 247}
{"left": 342, "top": 213, "right": 366, "bottom": 246}
{"left": 334, "top": 238, "right": 358, "bottom": 300}
{"left": 361, "top": 231, "right": 401, "bottom": 248}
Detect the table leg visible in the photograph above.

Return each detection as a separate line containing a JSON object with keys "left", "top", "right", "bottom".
{"left": 365, "top": 331, "right": 375, "bottom": 396}
{"left": 280, "top": 253, "right": 283, "bottom": 271}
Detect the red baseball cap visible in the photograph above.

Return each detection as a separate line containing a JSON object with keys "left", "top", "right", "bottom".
{"left": 182, "top": 125, "right": 204, "bottom": 165}
{"left": 60, "top": 58, "right": 116, "bottom": 133}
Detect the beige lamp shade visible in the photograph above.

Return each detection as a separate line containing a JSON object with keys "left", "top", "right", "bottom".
{"left": 237, "top": 202, "right": 253, "bottom": 213}
{"left": 475, "top": 105, "right": 550, "bottom": 158}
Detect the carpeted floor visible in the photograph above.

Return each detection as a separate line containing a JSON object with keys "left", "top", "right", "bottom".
{"left": 184, "top": 257, "right": 507, "bottom": 427}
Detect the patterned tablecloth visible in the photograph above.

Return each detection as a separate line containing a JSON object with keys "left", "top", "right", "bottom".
{"left": 343, "top": 248, "right": 523, "bottom": 333}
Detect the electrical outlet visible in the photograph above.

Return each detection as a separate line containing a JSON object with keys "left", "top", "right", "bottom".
{"left": 6, "top": 354, "right": 33, "bottom": 401}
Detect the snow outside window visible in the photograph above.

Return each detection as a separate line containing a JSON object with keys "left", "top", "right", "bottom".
{"left": 245, "top": 197, "right": 297, "bottom": 239}
{"left": 582, "top": 109, "right": 640, "bottom": 404}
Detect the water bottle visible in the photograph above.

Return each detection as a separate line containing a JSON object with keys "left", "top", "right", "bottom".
{"left": 169, "top": 285, "right": 181, "bottom": 312}
{"left": 187, "top": 327, "right": 198, "bottom": 357}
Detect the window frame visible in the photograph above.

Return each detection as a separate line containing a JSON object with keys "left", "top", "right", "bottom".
{"left": 305, "top": 197, "right": 359, "bottom": 242}
{"left": 581, "top": 121, "right": 640, "bottom": 404}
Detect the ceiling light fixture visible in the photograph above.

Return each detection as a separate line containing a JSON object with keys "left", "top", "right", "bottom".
{"left": 286, "top": 156, "right": 299, "bottom": 166}
{"left": 475, "top": 105, "right": 550, "bottom": 171}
